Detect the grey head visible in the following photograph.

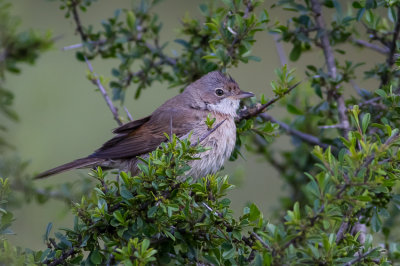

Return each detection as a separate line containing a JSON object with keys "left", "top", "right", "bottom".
{"left": 184, "top": 71, "right": 254, "bottom": 116}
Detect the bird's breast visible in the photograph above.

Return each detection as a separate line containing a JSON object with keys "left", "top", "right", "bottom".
{"left": 185, "top": 114, "right": 236, "bottom": 179}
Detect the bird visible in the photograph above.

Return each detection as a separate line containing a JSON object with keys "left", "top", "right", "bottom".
{"left": 35, "top": 71, "right": 254, "bottom": 180}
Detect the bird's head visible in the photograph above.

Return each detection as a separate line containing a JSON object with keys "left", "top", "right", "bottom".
{"left": 186, "top": 71, "right": 254, "bottom": 117}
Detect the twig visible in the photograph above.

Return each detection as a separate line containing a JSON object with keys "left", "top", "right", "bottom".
{"left": 70, "top": 0, "right": 87, "bottom": 42}
{"left": 349, "top": 80, "right": 363, "bottom": 95}
{"left": 192, "top": 119, "right": 226, "bottom": 147}
{"left": 336, "top": 220, "right": 349, "bottom": 244}
{"left": 387, "top": 7, "right": 400, "bottom": 67}
{"left": 310, "top": 0, "right": 350, "bottom": 137}
{"left": 44, "top": 248, "right": 78, "bottom": 266}
{"left": 318, "top": 124, "right": 345, "bottom": 129}
{"left": 123, "top": 106, "right": 133, "bottom": 121}
{"left": 272, "top": 34, "right": 288, "bottom": 66}
{"left": 84, "top": 57, "right": 122, "bottom": 126}
{"left": 351, "top": 222, "right": 367, "bottom": 244}
{"left": 227, "top": 26, "right": 237, "bottom": 36}
{"left": 343, "top": 247, "right": 378, "bottom": 266}
{"left": 62, "top": 40, "right": 107, "bottom": 51}
{"left": 354, "top": 131, "right": 400, "bottom": 178}
{"left": 358, "top": 97, "right": 381, "bottom": 107}
{"left": 260, "top": 113, "right": 330, "bottom": 149}
{"left": 243, "top": 0, "right": 254, "bottom": 19}
{"left": 352, "top": 38, "right": 389, "bottom": 54}
{"left": 282, "top": 204, "right": 325, "bottom": 249}
{"left": 62, "top": 43, "right": 85, "bottom": 51}
{"left": 202, "top": 202, "right": 222, "bottom": 217}
{"left": 250, "top": 232, "right": 272, "bottom": 252}
{"left": 237, "top": 81, "right": 300, "bottom": 121}
{"left": 381, "top": 6, "right": 400, "bottom": 86}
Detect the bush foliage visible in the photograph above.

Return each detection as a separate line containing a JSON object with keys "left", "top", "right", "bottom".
{"left": 1, "top": 0, "right": 400, "bottom": 265}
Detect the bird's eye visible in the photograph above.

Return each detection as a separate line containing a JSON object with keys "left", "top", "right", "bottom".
{"left": 215, "top": 88, "right": 224, "bottom": 96}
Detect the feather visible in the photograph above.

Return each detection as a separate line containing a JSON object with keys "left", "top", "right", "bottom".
{"left": 34, "top": 157, "right": 103, "bottom": 179}
{"left": 90, "top": 100, "right": 204, "bottom": 159}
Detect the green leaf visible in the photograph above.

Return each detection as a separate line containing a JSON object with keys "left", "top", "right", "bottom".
{"left": 375, "top": 89, "right": 387, "bottom": 98}
{"left": 113, "top": 211, "right": 124, "bottom": 223}
{"left": 289, "top": 44, "right": 302, "bottom": 61}
{"left": 141, "top": 239, "right": 150, "bottom": 253}
{"left": 147, "top": 205, "right": 158, "bottom": 218}
{"left": 287, "top": 104, "right": 303, "bottom": 115}
{"left": 120, "top": 186, "right": 134, "bottom": 200}
{"left": 388, "top": 6, "right": 397, "bottom": 23}
{"left": 371, "top": 211, "right": 382, "bottom": 232}
{"left": 90, "top": 250, "right": 102, "bottom": 265}
{"left": 361, "top": 113, "right": 370, "bottom": 134}
{"left": 249, "top": 203, "right": 261, "bottom": 221}
{"left": 44, "top": 222, "right": 52, "bottom": 241}
{"left": 126, "top": 10, "right": 136, "bottom": 30}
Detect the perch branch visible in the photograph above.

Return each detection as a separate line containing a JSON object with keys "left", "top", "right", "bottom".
{"left": 192, "top": 120, "right": 226, "bottom": 147}
{"left": 237, "top": 81, "right": 300, "bottom": 121}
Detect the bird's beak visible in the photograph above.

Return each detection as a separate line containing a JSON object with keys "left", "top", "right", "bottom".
{"left": 234, "top": 91, "right": 255, "bottom": 99}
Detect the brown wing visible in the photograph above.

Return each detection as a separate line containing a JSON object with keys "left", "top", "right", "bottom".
{"left": 112, "top": 115, "right": 151, "bottom": 134}
{"left": 90, "top": 106, "right": 202, "bottom": 159}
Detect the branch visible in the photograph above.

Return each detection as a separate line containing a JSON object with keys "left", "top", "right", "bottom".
{"left": 272, "top": 34, "right": 288, "bottom": 66}
{"left": 282, "top": 204, "right": 325, "bottom": 249}
{"left": 318, "top": 124, "right": 345, "bottom": 129}
{"left": 250, "top": 232, "right": 272, "bottom": 252}
{"left": 335, "top": 220, "right": 349, "bottom": 244}
{"left": 43, "top": 247, "right": 78, "bottom": 266}
{"left": 11, "top": 182, "right": 77, "bottom": 203}
{"left": 387, "top": 7, "right": 400, "bottom": 67}
{"left": 354, "top": 130, "right": 400, "bottom": 178}
{"left": 352, "top": 38, "right": 389, "bottom": 54}
{"left": 310, "top": 0, "right": 350, "bottom": 137}
{"left": 71, "top": 0, "right": 87, "bottom": 42}
{"left": 343, "top": 248, "right": 378, "bottom": 266}
{"left": 84, "top": 57, "right": 122, "bottom": 126}
{"left": 260, "top": 113, "right": 330, "bottom": 149}
{"left": 124, "top": 106, "right": 133, "bottom": 121}
{"left": 237, "top": 81, "right": 300, "bottom": 121}
{"left": 192, "top": 119, "right": 226, "bottom": 147}
{"left": 381, "top": 6, "right": 400, "bottom": 86}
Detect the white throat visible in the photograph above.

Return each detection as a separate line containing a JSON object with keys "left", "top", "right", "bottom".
{"left": 206, "top": 98, "right": 240, "bottom": 117}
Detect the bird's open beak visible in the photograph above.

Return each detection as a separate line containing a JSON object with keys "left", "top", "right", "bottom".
{"left": 235, "top": 91, "right": 255, "bottom": 99}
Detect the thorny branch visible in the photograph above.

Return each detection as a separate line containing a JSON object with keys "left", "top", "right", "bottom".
{"left": 335, "top": 131, "right": 399, "bottom": 244}
{"left": 260, "top": 113, "right": 330, "bottom": 149}
{"left": 70, "top": 0, "right": 87, "bottom": 42}
{"left": 202, "top": 202, "right": 273, "bottom": 257}
{"left": 192, "top": 119, "right": 226, "bottom": 147}
{"left": 310, "top": 0, "right": 350, "bottom": 137}
{"left": 343, "top": 247, "right": 379, "bottom": 266}
{"left": 282, "top": 204, "right": 325, "bottom": 249}
{"left": 381, "top": 6, "right": 400, "bottom": 86}
{"left": 352, "top": 38, "right": 389, "bottom": 54}
{"left": 237, "top": 81, "right": 300, "bottom": 121}
{"left": 84, "top": 57, "right": 122, "bottom": 126}
{"left": 250, "top": 232, "right": 272, "bottom": 252}
{"left": 43, "top": 248, "right": 78, "bottom": 266}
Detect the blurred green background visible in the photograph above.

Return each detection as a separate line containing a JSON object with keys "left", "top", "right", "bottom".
{"left": 2, "top": 0, "right": 382, "bottom": 250}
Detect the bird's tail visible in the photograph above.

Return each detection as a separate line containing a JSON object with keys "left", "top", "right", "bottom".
{"left": 34, "top": 157, "right": 103, "bottom": 179}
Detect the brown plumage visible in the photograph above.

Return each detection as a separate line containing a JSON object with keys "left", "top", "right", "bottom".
{"left": 35, "top": 71, "right": 254, "bottom": 179}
